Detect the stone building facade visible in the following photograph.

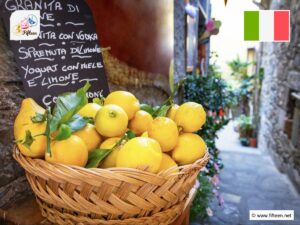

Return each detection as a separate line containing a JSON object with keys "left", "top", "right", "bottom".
{"left": 259, "top": 0, "right": 300, "bottom": 190}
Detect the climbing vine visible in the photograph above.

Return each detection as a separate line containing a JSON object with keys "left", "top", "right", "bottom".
{"left": 184, "top": 64, "right": 236, "bottom": 219}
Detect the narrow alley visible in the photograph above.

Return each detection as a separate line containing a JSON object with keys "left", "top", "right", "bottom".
{"left": 192, "top": 122, "right": 300, "bottom": 225}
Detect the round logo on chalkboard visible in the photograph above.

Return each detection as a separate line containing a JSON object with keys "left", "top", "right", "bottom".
{"left": 10, "top": 10, "right": 40, "bottom": 40}
{"left": 27, "top": 14, "right": 38, "bottom": 27}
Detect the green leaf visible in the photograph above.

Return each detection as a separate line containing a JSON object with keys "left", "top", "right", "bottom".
{"left": 83, "top": 117, "right": 94, "bottom": 124}
{"left": 51, "top": 82, "right": 91, "bottom": 133}
{"left": 21, "top": 130, "right": 35, "bottom": 149}
{"left": 55, "top": 124, "right": 72, "bottom": 141}
{"left": 140, "top": 104, "right": 155, "bottom": 115}
{"left": 155, "top": 105, "right": 171, "bottom": 117}
{"left": 126, "top": 130, "right": 135, "bottom": 140}
{"left": 67, "top": 114, "right": 87, "bottom": 132}
{"left": 86, "top": 148, "right": 111, "bottom": 168}
{"left": 31, "top": 112, "right": 46, "bottom": 123}
{"left": 45, "top": 108, "right": 52, "bottom": 155}
{"left": 49, "top": 116, "right": 59, "bottom": 134}
{"left": 153, "top": 106, "right": 160, "bottom": 111}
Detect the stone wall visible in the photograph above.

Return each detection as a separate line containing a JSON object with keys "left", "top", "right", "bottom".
{"left": 174, "top": 0, "right": 186, "bottom": 84}
{"left": 259, "top": 0, "right": 300, "bottom": 190}
{"left": 0, "top": 20, "right": 32, "bottom": 208}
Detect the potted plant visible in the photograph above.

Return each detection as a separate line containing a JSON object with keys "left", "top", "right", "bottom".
{"left": 249, "top": 123, "right": 258, "bottom": 148}
{"left": 237, "top": 115, "right": 253, "bottom": 146}
{"left": 239, "top": 137, "right": 249, "bottom": 146}
{"left": 237, "top": 115, "right": 253, "bottom": 136}
{"left": 249, "top": 135, "right": 257, "bottom": 148}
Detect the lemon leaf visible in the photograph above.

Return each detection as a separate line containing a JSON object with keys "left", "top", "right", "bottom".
{"left": 67, "top": 114, "right": 87, "bottom": 132}
{"left": 126, "top": 130, "right": 135, "bottom": 140}
{"left": 31, "top": 112, "right": 46, "bottom": 123}
{"left": 83, "top": 116, "right": 94, "bottom": 124}
{"left": 51, "top": 82, "right": 91, "bottom": 132}
{"left": 153, "top": 106, "right": 160, "bottom": 111}
{"left": 154, "top": 105, "right": 171, "bottom": 117}
{"left": 45, "top": 109, "right": 52, "bottom": 155}
{"left": 86, "top": 148, "right": 111, "bottom": 168}
{"left": 55, "top": 124, "right": 72, "bottom": 141}
{"left": 49, "top": 116, "right": 59, "bottom": 134}
{"left": 140, "top": 104, "right": 155, "bottom": 116}
{"left": 21, "top": 130, "right": 35, "bottom": 149}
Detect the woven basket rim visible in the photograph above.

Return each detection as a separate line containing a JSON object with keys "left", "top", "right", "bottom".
{"left": 13, "top": 145, "right": 210, "bottom": 178}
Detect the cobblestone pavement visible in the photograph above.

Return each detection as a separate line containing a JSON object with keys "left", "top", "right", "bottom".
{"left": 191, "top": 122, "right": 300, "bottom": 225}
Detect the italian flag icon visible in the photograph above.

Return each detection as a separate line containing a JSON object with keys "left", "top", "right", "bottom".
{"left": 244, "top": 10, "right": 290, "bottom": 42}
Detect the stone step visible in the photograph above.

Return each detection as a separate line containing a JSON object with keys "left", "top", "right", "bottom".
{"left": 0, "top": 195, "right": 45, "bottom": 225}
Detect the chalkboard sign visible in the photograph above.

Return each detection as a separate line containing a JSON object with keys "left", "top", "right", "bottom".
{"left": 0, "top": 0, "right": 109, "bottom": 107}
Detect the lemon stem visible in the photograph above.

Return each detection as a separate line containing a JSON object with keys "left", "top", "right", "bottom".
{"left": 33, "top": 133, "right": 46, "bottom": 138}
{"left": 108, "top": 110, "right": 117, "bottom": 118}
{"left": 178, "top": 126, "right": 183, "bottom": 133}
{"left": 112, "top": 134, "right": 127, "bottom": 150}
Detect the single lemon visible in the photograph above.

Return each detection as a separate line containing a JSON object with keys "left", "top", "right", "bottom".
{"left": 95, "top": 104, "right": 128, "bottom": 137}
{"left": 74, "top": 123, "right": 102, "bottom": 152}
{"left": 14, "top": 98, "right": 45, "bottom": 140}
{"left": 17, "top": 122, "right": 47, "bottom": 158}
{"left": 158, "top": 153, "right": 179, "bottom": 173}
{"left": 78, "top": 103, "right": 101, "bottom": 119}
{"left": 175, "top": 102, "right": 206, "bottom": 132}
{"left": 167, "top": 104, "right": 179, "bottom": 121}
{"left": 129, "top": 110, "right": 153, "bottom": 135}
{"left": 172, "top": 133, "right": 206, "bottom": 165}
{"left": 100, "top": 137, "right": 123, "bottom": 168}
{"left": 104, "top": 91, "right": 139, "bottom": 120}
{"left": 148, "top": 117, "right": 179, "bottom": 152}
{"left": 116, "top": 137, "right": 162, "bottom": 173}
{"left": 46, "top": 135, "right": 88, "bottom": 167}
{"left": 141, "top": 131, "right": 148, "bottom": 137}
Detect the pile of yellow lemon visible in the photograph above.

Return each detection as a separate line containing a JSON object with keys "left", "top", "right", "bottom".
{"left": 14, "top": 91, "right": 207, "bottom": 174}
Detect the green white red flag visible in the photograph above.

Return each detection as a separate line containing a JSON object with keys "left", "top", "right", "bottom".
{"left": 244, "top": 10, "right": 290, "bottom": 42}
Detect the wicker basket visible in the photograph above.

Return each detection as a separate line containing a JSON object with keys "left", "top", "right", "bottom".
{"left": 13, "top": 147, "right": 209, "bottom": 225}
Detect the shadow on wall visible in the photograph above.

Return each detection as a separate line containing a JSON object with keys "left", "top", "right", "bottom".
{"left": 102, "top": 51, "right": 170, "bottom": 105}
{"left": 86, "top": 0, "right": 174, "bottom": 104}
